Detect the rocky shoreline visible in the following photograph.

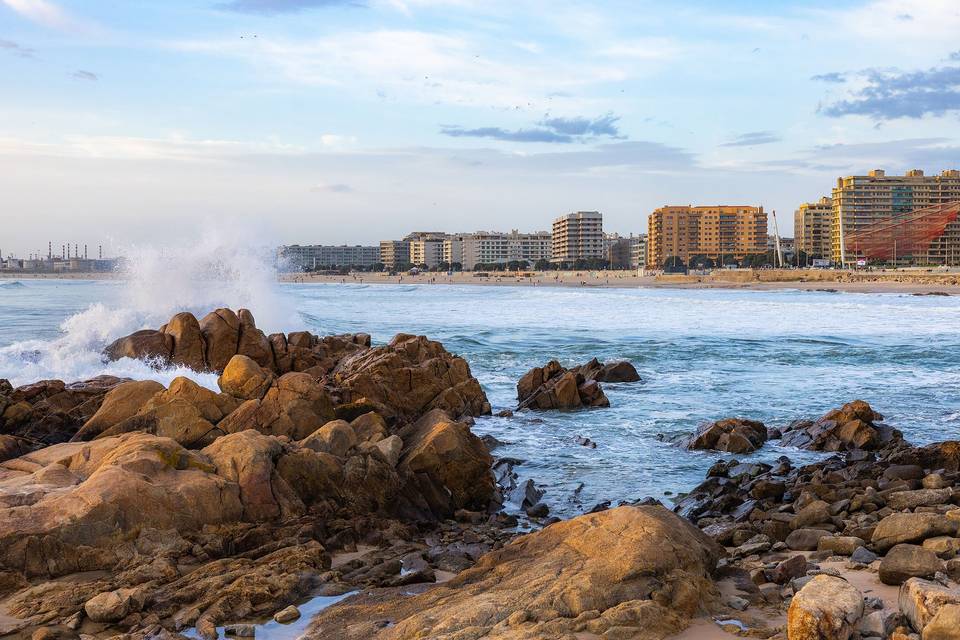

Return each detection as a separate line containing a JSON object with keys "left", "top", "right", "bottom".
{"left": 1, "top": 308, "right": 959, "bottom": 640}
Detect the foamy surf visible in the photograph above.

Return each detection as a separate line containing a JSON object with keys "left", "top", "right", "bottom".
{"left": 0, "top": 226, "right": 293, "bottom": 389}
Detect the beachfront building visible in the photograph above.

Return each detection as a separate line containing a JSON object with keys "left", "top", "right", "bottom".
{"left": 379, "top": 240, "right": 410, "bottom": 271}
{"left": 794, "top": 197, "right": 833, "bottom": 261}
{"left": 646, "top": 205, "right": 767, "bottom": 269}
{"left": 408, "top": 232, "right": 447, "bottom": 269}
{"left": 603, "top": 233, "right": 633, "bottom": 269}
{"left": 278, "top": 244, "right": 380, "bottom": 270}
{"left": 630, "top": 234, "right": 647, "bottom": 270}
{"left": 551, "top": 211, "right": 603, "bottom": 264}
{"left": 443, "top": 230, "right": 552, "bottom": 270}
{"left": 831, "top": 169, "right": 960, "bottom": 266}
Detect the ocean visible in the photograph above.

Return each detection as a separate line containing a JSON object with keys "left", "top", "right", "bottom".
{"left": 2, "top": 276, "right": 960, "bottom": 517}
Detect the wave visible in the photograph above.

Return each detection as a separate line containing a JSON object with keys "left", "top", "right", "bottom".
{"left": 0, "top": 281, "right": 25, "bottom": 289}
{"left": 0, "top": 224, "right": 291, "bottom": 390}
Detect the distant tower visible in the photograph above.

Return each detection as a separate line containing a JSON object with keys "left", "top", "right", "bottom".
{"left": 61, "top": 244, "right": 65, "bottom": 259}
{"left": 48, "top": 242, "right": 52, "bottom": 260}
{"left": 99, "top": 245, "right": 102, "bottom": 259}
{"left": 84, "top": 244, "right": 87, "bottom": 259}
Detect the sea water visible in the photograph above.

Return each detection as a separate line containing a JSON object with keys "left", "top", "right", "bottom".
{"left": 2, "top": 275, "right": 960, "bottom": 517}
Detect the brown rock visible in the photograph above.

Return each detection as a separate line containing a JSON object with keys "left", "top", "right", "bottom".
{"left": 516, "top": 361, "right": 609, "bottom": 411}
{"left": 686, "top": 418, "right": 768, "bottom": 454}
{"left": 73, "top": 380, "right": 165, "bottom": 441}
{"left": 879, "top": 544, "right": 944, "bottom": 585}
{"left": 163, "top": 312, "right": 206, "bottom": 371}
{"left": 923, "top": 604, "right": 960, "bottom": 640}
{"left": 873, "top": 513, "right": 958, "bottom": 552}
{"left": 887, "top": 489, "right": 953, "bottom": 511}
{"left": 310, "top": 505, "right": 722, "bottom": 640}
{"left": 349, "top": 412, "right": 388, "bottom": 444}
{"left": 103, "top": 330, "right": 173, "bottom": 364}
{"left": 199, "top": 308, "right": 241, "bottom": 372}
{"left": 399, "top": 409, "right": 494, "bottom": 515}
{"left": 301, "top": 420, "right": 357, "bottom": 457}
{"left": 899, "top": 578, "right": 960, "bottom": 633}
{"left": 236, "top": 309, "right": 275, "bottom": 370}
{"left": 203, "top": 430, "right": 303, "bottom": 521}
{"left": 788, "top": 575, "right": 864, "bottom": 640}
{"left": 335, "top": 334, "right": 490, "bottom": 421}
{"left": 218, "top": 355, "right": 274, "bottom": 401}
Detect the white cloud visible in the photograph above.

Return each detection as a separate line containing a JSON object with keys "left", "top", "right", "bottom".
{"left": 172, "top": 29, "right": 630, "bottom": 110}
{"left": 1, "top": 0, "right": 93, "bottom": 32}
{"left": 0, "top": 134, "right": 309, "bottom": 161}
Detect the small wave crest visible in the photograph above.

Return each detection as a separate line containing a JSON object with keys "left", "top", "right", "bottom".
{"left": 0, "top": 281, "right": 26, "bottom": 289}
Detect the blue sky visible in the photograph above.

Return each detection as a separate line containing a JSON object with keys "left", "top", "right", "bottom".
{"left": 2, "top": 0, "right": 960, "bottom": 255}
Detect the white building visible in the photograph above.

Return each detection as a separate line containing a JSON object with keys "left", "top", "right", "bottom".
{"left": 444, "top": 230, "right": 552, "bottom": 270}
{"left": 551, "top": 211, "right": 603, "bottom": 263}
{"left": 278, "top": 244, "right": 380, "bottom": 270}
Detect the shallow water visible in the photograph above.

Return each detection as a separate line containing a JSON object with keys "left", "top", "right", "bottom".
{"left": 2, "top": 279, "right": 960, "bottom": 516}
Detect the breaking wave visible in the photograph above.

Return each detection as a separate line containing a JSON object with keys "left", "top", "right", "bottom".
{"left": 0, "top": 225, "right": 292, "bottom": 389}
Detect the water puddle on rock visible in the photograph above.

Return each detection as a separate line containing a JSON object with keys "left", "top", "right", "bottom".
{"left": 183, "top": 592, "right": 356, "bottom": 640}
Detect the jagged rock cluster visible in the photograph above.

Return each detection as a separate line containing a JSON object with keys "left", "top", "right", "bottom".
{"left": 673, "top": 400, "right": 960, "bottom": 640}
{"left": 685, "top": 417, "right": 769, "bottom": 454}
{"left": 516, "top": 357, "right": 640, "bottom": 411}
{"left": 0, "top": 309, "right": 503, "bottom": 639}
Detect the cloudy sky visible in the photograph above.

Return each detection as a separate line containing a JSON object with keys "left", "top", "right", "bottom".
{"left": 2, "top": 0, "right": 960, "bottom": 256}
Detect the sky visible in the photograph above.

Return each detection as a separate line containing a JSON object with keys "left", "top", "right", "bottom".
{"left": 2, "top": 0, "right": 960, "bottom": 257}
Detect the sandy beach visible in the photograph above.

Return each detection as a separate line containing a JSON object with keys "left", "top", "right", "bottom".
{"left": 279, "top": 268, "right": 960, "bottom": 295}
{"left": 5, "top": 267, "right": 960, "bottom": 294}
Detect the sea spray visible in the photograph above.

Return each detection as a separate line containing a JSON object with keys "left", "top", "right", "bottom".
{"left": 0, "top": 225, "right": 294, "bottom": 389}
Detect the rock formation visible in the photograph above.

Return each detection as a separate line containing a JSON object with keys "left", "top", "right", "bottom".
{"left": 104, "top": 308, "right": 370, "bottom": 376}
{"left": 685, "top": 417, "right": 768, "bottom": 453}
{"left": 309, "top": 505, "right": 722, "bottom": 639}
{"left": 778, "top": 399, "right": 903, "bottom": 451}
{"left": 516, "top": 360, "right": 610, "bottom": 410}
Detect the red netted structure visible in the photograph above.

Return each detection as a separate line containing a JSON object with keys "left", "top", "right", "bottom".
{"left": 844, "top": 201, "right": 960, "bottom": 263}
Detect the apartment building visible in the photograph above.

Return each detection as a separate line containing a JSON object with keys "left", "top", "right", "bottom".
{"left": 603, "top": 234, "right": 633, "bottom": 269}
{"left": 646, "top": 205, "right": 767, "bottom": 269}
{"left": 794, "top": 197, "right": 833, "bottom": 261}
{"left": 408, "top": 232, "right": 446, "bottom": 268}
{"left": 278, "top": 244, "right": 380, "bottom": 270}
{"left": 832, "top": 169, "right": 960, "bottom": 265}
{"left": 630, "top": 234, "right": 647, "bottom": 270}
{"left": 551, "top": 211, "right": 603, "bottom": 263}
{"left": 379, "top": 240, "right": 411, "bottom": 270}
{"left": 444, "top": 230, "right": 552, "bottom": 269}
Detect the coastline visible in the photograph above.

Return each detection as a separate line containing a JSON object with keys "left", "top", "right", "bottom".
{"left": 5, "top": 268, "right": 960, "bottom": 295}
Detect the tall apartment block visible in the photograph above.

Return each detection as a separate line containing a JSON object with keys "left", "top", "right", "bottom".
{"left": 832, "top": 169, "right": 960, "bottom": 265}
{"left": 407, "top": 232, "right": 447, "bottom": 269}
{"left": 794, "top": 197, "right": 833, "bottom": 260}
{"left": 646, "top": 205, "right": 767, "bottom": 268}
{"left": 379, "top": 240, "right": 411, "bottom": 270}
{"left": 551, "top": 211, "right": 603, "bottom": 263}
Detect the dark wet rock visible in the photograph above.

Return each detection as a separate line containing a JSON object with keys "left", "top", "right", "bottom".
{"left": 685, "top": 417, "right": 768, "bottom": 453}
{"left": 574, "top": 435, "right": 597, "bottom": 448}
{"left": 516, "top": 360, "right": 610, "bottom": 411}
{"left": 574, "top": 358, "right": 642, "bottom": 383}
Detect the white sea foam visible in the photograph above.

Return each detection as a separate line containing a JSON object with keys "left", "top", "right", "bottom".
{"left": 0, "top": 224, "right": 293, "bottom": 389}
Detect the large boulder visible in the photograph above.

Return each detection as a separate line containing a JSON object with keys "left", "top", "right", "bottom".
{"left": 872, "top": 513, "right": 958, "bottom": 552}
{"left": 72, "top": 380, "right": 165, "bottom": 441}
{"left": 516, "top": 360, "right": 609, "bottom": 411}
{"left": 217, "top": 373, "right": 336, "bottom": 440}
{"left": 880, "top": 544, "right": 944, "bottom": 585}
{"left": 199, "top": 308, "right": 242, "bottom": 372}
{"left": 103, "top": 330, "right": 172, "bottom": 365}
{"left": 787, "top": 575, "right": 864, "bottom": 640}
{"left": 203, "top": 430, "right": 304, "bottom": 521}
{"left": 236, "top": 309, "right": 275, "bottom": 370}
{"left": 780, "top": 400, "right": 902, "bottom": 452}
{"left": 398, "top": 409, "right": 494, "bottom": 516}
{"left": 334, "top": 334, "right": 491, "bottom": 421}
{"left": 309, "top": 506, "right": 722, "bottom": 640}
{"left": 218, "top": 355, "right": 275, "bottom": 401}
{"left": 0, "top": 433, "right": 243, "bottom": 577}
{"left": 685, "top": 418, "right": 768, "bottom": 454}
{"left": 162, "top": 312, "right": 206, "bottom": 371}
{"left": 574, "top": 358, "right": 642, "bottom": 383}
{"left": 899, "top": 578, "right": 960, "bottom": 634}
